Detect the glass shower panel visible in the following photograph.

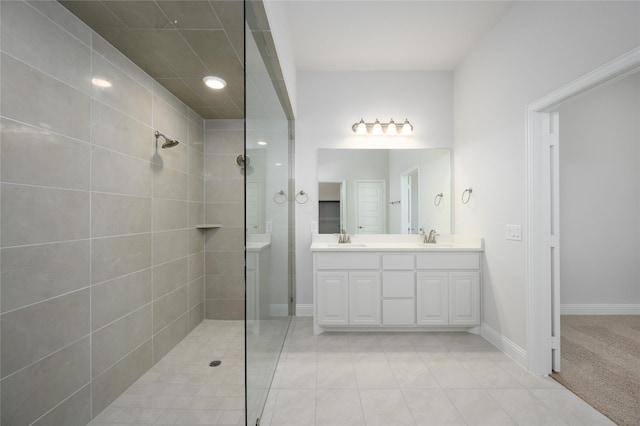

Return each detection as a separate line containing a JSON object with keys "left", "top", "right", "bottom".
{"left": 244, "top": 20, "right": 292, "bottom": 426}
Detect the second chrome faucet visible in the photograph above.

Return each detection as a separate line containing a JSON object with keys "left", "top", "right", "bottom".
{"left": 420, "top": 228, "right": 438, "bottom": 244}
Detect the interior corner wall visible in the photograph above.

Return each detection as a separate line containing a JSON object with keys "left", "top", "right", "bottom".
{"left": 295, "top": 70, "right": 453, "bottom": 312}
{"left": 453, "top": 0, "right": 640, "bottom": 351}
{"left": 559, "top": 74, "right": 640, "bottom": 306}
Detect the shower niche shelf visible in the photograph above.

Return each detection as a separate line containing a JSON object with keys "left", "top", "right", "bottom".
{"left": 196, "top": 224, "right": 222, "bottom": 230}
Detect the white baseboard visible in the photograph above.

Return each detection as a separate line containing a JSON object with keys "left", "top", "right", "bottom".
{"left": 296, "top": 304, "right": 313, "bottom": 317}
{"left": 560, "top": 304, "right": 640, "bottom": 315}
{"left": 481, "top": 323, "right": 528, "bottom": 369}
{"left": 269, "top": 304, "right": 289, "bottom": 317}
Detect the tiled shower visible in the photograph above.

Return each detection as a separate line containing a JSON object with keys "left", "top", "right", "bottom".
{"left": 0, "top": 1, "right": 250, "bottom": 424}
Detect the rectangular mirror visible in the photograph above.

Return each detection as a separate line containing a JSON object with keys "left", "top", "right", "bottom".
{"left": 318, "top": 149, "right": 452, "bottom": 234}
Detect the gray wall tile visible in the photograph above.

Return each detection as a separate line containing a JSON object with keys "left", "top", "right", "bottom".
{"left": 153, "top": 167, "right": 188, "bottom": 200}
{"left": 91, "top": 340, "right": 152, "bottom": 417}
{"left": 1, "top": 240, "right": 90, "bottom": 313}
{"left": 1, "top": 0, "right": 91, "bottom": 93}
{"left": 189, "top": 277, "right": 205, "bottom": 308}
{"left": 26, "top": 1, "right": 93, "bottom": 45}
{"left": 91, "top": 100, "right": 152, "bottom": 161}
{"left": 153, "top": 285, "right": 188, "bottom": 332}
{"left": 189, "top": 252, "right": 205, "bottom": 282}
{"left": 153, "top": 258, "right": 188, "bottom": 300}
{"left": 188, "top": 145, "right": 204, "bottom": 177}
{"left": 0, "top": 338, "right": 90, "bottom": 426}
{"left": 92, "top": 34, "right": 154, "bottom": 91}
{"left": 205, "top": 299, "right": 243, "bottom": 320}
{"left": 206, "top": 274, "right": 244, "bottom": 300}
{"left": 0, "top": 118, "right": 90, "bottom": 190}
{"left": 188, "top": 119, "right": 205, "bottom": 152}
{"left": 188, "top": 303, "right": 205, "bottom": 332}
{"left": 0, "top": 52, "right": 90, "bottom": 141}
{"left": 91, "top": 147, "right": 152, "bottom": 197}
{"left": 92, "top": 269, "right": 152, "bottom": 331}
{"left": 153, "top": 229, "right": 188, "bottom": 265}
{"left": 189, "top": 201, "right": 205, "bottom": 228}
{"left": 152, "top": 98, "right": 187, "bottom": 150}
{"left": 204, "top": 227, "right": 243, "bottom": 251}
{"left": 153, "top": 313, "right": 188, "bottom": 362}
{"left": 1, "top": 183, "right": 90, "bottom": 247}
{"left": 1, "top": 288, "right": 90, "bottom": 377}
{"left": 189, "top": 174, "right": 204, "bottom": 202}
{"left": 153, "top": 198, "right": 188, "bottom": 231}
{"left": 31, "top": 384, "right": 91, "bottom": 426}
{"left": 206, "top": 250, "right": 244, "bottom": 276}
{"left": 91, "top": 52, "right": 151, "bottom": 124}
{"left": 91, "top": 233, "right": 151, "bottom": 284}
{"left": 92, "top": 192, "right": 151, "bottom": 238}
{"left": 189, "top": 228, "right": 205, "bottom": 255}
{"left": 92, "top": 305, "right": 152, "bottom": 378}
{"left": 152, "top": 139, "right": 188, "bottom": 173}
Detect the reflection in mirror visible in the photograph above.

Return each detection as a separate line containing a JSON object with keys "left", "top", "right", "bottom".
{"left": 318, "top": 149, "right": 452, "bottom": 234}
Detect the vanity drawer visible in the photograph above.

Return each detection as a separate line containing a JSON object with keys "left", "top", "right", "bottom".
{"left": 383, "top": 299, "right": 415, "bottom": 325}
{"left": 382, "top": 254, "right": 414, "bottom": 270}
{"left": 416, "top": 253, "right": 480, "bottom": 270}
{"left": 316, "top": 253, "right": 380, "bottom": 270}
{"left": 382, "top": 271, "right": 414, "bottom": 298}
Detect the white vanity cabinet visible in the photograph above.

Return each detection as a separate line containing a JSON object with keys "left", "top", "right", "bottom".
{"left": 313, "top": 246, "right": 482, "bottom": 334}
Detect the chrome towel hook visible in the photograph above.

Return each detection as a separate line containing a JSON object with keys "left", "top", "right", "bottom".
{"left": 462, "top": 188, "right": 473, "bottom": 204}
{"left": 434, "top": 193, "right": 443, "bottom": 206}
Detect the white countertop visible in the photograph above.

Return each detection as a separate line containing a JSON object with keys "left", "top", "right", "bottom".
{"left": 247, "top": 234, "right": 271, "bottom": 252}
{"left": 310, "top": 233, "right": 483, "bottom": 252}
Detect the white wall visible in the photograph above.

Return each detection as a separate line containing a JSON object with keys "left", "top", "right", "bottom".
{"left": 295, "top": 71, "right": 453, "bottom": 309}
{"left": 559, "top": 74, "right": 640, "bottom": 306}
{"left": 454, "top": 1, "right": 640, "bottom": 350}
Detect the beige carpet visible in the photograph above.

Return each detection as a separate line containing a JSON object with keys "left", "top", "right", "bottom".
{"left": 551, "top": 315, "right": 640, "bottom": 426}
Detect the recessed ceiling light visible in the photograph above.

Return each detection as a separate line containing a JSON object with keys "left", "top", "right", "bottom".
{"left": 92, "top": 78, "right": 112, "bottom": 88}
{"left": 203, "top": 76, "right": 226, "bottom": 89}
{"left": 257, "top": 141, "right": 267, "bottom": 146}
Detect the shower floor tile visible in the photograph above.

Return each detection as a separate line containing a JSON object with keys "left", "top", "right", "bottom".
{"left": 89, "top": 320, "right": 244, "bottom": 426}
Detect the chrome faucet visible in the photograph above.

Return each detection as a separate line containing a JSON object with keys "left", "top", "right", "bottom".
{"left": 426, "top": 229, "right": 438, "bottom": 244}
{"left": 338, "top": 229, "right": 351, "bottom": 244}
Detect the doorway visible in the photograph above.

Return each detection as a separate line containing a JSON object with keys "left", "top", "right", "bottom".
{"left": 527, "top": 47, "right": 640, "bottom": 376}
{"left": 401, "top": 167, "right": 420, "bottom": 234}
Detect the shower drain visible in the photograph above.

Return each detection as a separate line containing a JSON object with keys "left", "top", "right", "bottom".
{"left": 209, "top": 360, "right": 222, "bottom": 367}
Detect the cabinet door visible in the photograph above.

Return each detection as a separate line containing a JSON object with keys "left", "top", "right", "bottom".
{"left": 348, "top": 272, "right": 381, "bottom": 325}
{"left": 449, "top": 272, "right": 480, "bottom": 325}
{"left": 416, "top": 272, "right": 448, "bottom": 325}
{"left": 317, "top": 272, "right": 349, "bottom": 325}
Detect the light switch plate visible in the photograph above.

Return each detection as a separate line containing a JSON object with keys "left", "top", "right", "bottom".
{"left": 506, "top": 224, "right": 522, "bottom": 241}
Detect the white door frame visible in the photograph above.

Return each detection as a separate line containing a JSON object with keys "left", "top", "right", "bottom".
{"left": 401, "top": 166, "right": 420, "bottom": 234}
{"left": 526, "top": 47, "right": 640, "bottom": 375}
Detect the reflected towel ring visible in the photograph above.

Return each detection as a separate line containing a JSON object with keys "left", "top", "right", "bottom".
{"left": 295, "top": 190, "right": 309, "bottom": 204}
{"left": 462, "top": 188, "right": 473, "bottom": 205}
{"left": 434, "top": 193, "right": 443, "bottom": 206}
{"left": 273, "top": 190, "right": 288, "bottom": 205}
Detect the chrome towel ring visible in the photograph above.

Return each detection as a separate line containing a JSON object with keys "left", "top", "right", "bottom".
{"left": 462, "top": 188, "right": 473, "bottom": 204}
{"left": 273, "top": 190, "right": 287, "bottom": 205}
{"left": 295, "top": 190, "right": 309, "bottom": 204}
{"left": 434, "top": 193, "right": 443, "bottom": 206}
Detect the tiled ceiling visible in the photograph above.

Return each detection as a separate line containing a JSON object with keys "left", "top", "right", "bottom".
{"left": 60, "top": 0, "right": 244, "bottom": 119}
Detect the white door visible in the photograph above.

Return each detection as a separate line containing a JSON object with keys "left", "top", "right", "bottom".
{"left": 449, "top": 272, "right": 480, "bottom": 325}
{"left": 416, "top": 272, "right": 448, "bottom": 325}
{"left": 356, "top": 180, "right": 386, "bottom": 233}
{"left": 246, "top": 180, "right": 262, "bottom": 234}
{"left": 317, "top": 272, "right": 349, "bottom": 325}
{"left": 547, "top": 112, "right": 561, "bottom": 371}
{"left": 348, "top": 272, "right": 380, "bottom": 325}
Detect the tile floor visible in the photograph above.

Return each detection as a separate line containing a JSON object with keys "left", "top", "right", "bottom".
{"left": 89, "top": 317, "right": 614, "bottom": 426}
{"left": 259, "top": 318, "right": 614, "bottom": 426}
{"left": 89, "top": 320, "right": 245, "bottom": 426}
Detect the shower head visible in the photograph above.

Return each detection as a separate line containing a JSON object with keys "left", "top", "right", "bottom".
{"left": 154, "top": 130, "right": 180, "bottom": 149}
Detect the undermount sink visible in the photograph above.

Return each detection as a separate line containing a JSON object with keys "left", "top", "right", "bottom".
{"left": 416, "top": 242, "right": 458, "bottom": 247}
{"left": 326, "top": 243, "right": 367, "bottom": 248}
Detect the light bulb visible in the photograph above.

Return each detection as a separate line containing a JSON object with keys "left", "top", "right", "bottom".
{"left": 372, "top": 119, "right": 383, "bottom": 135}
{"left": 203, "top": 76, "right": 227, "bottom": 89}
{"left": 355, "top": 119, "right": 367, "bottom": 135}
{"left": 401, "top": 119, "right": 413, "bottom": 135}
{"left": 386, "top": 119, "right": 398, "bottom": 135}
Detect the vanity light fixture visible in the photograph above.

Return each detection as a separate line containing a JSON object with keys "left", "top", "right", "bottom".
{"left": 351, "top": 118, "right": 413, "bottom": 136}
{"left": 203, "top": 75, "right": 227, "bottom": 89}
